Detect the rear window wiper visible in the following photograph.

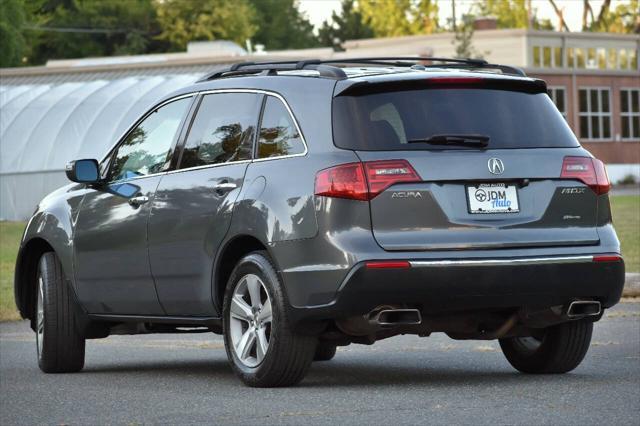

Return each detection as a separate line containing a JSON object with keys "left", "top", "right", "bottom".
{"left": 407, "top": 134, "right": 489, "bottom": 147}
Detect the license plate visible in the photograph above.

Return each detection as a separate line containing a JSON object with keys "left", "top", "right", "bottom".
{"left": 467, "top": 183, "right": 519, "bottom": 214}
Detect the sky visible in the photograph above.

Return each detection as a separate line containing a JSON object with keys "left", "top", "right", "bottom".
{"left": 298, "top": 0, "right": 631, "bottom": 33}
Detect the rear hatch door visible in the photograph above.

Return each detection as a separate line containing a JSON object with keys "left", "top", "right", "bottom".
{"left": 333, "top": 76, "right": 601, "bottom": 251}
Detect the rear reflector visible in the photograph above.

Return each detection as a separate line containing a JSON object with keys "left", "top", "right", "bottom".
{"left": 592, "top": 255, "right": 622, "bottom": 263}
{"left": 560, "top": 156, "right": 611, "bottom": 195}
{"left": 365, "top": 260, "right": 411, "bottom": 269}
{"left": 315, "top": 160, "right": 421, "bottom": 201}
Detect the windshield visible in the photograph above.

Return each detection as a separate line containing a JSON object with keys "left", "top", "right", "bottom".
{"left": 332, "top": 88, "right": 579, "bottom": 150}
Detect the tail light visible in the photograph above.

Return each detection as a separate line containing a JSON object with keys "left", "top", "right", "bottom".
{"left": 364, "top": 160, "right": 421, "bottom": 198}
{"left": 560, "top": 156, "right": 611, "bottom": 195}
{"left": 314, "top": 162, "right": 368, "bottom": 201}
{"left": 427, "top": 77, "right": 484, "bottom": 85}
{"left": 315, "top": 160, "right": 421, "bottom": 201}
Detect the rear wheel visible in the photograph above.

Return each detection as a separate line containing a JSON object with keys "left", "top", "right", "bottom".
{"left": 37, "top": 252, "right": 85, "bottom": 373}
{"left": 499, "top": 319, "right": 593, "bottom": 374}
{"left": 223, "top": 251, "right": 317, "bottom": 387}
{"left": 314, "top": 342, "right": 337, "bottom": 361}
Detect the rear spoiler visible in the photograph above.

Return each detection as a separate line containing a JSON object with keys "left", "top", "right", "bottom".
{"left": 335, "top": 76, "right": 548, "bottom": 97}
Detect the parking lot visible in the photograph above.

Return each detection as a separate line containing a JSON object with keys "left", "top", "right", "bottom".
{"left": 1, "top": 300, "right": 638, "bottom": 425}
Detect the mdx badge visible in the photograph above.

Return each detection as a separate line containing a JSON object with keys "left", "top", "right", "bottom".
{"left": 561, "top": 188, "right": 586, "bottom": 194}
{"left": 488, "top": 158, "right": 505, "bottom": 175}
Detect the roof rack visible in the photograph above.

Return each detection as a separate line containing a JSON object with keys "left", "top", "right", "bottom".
{"left": 196, "top": 57, "right": 526, "bottom": 82}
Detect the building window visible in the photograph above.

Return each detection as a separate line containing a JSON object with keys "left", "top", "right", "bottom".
{"left": 543, "top": 46, "right": 552, "bottom": 67}
{"left": 587, "top": 48, "right": 597, "bottom": 68}
{"left": 532, "top": 45, "right": 563, "bottom": 68}
{"left": 575, "top": 48, "right": 586, "bottom": 68}
{"left": 554, "top": 47, "right": 563, "bottom": 67}
{"left": 619, "top": 49, "right": 629, "bottom": 69}
{"left": 619, "top": 49, "right": 638, "bottom": 70}
{"left": 568, "top": 47, "right": 637, "bottom": 70}
{"left": 578, "top": 88, "right": 612, "bottom": 140}
{"left": 621, "top": 89, "right": 640, "bottom": 140}
{"left": 533, "top": 46, "right": 541, "bottom": 67}
{"left": 597, "top": 48, "right": 607, "bottom": 69}
{"left": 608, "top": 48, "right": 617, "bottom": 69}
{"left": 548, "top": 87, "right": 567, "bottom": 119}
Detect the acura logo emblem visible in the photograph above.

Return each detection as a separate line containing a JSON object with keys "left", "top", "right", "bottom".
{"left": 488, "top": 158, "right": 505, "bottom": 175}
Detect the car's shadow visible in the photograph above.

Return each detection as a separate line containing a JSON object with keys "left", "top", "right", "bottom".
{"left": 81, "top": 355, "right": 594, "bottom": 388}
{"left": 302, "top": 361, "right": 590, "bottom": 388}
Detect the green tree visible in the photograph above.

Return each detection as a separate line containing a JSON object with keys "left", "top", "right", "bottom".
{"left": 0, "top": 0, "right": 27, "bottom": 67}
{"left": 25, "top": 0, "right": 163, "bottom": 65}
{"left": 472, "top": 0, "right": 552, "bottom": 30}
{"left": 452, "top": 14, "right": 486, "bottom": 59}
{"left": 155, "top": 0, "right": 256, "bottom": 51}
{"left": 249, "top": 0, "right": 319, "bottom": 50}
{"left": 359, "top": 0, "right": 439, "bottom": 37}
{"left": 587, "top": 0, "right": 639, "bottom": 34}
{"left": 318, "top": 0, "right": 374, "bottom": 48}
{"left": 412, "top": 0, "right": 439, "bottom": 34}
{"left": 474, "top": 0, "right": 528, "bottom": 28}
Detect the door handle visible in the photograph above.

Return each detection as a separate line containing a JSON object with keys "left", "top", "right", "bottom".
{"left": 213, "top": 182, "right": 237, "bottom": 195}
{"left": 128, "top": 195, "right": 149, "bottom": 207}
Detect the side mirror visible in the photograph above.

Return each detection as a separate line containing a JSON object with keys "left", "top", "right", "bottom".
{"left": 65, "top": 159, "right": 101, "bottom": 184}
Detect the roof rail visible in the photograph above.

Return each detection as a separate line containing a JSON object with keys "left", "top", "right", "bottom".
{"left": 321, "top": 57, "right": 526, "bottom": 77}
{"left": 197, "top": 56, "right": 526, "bottom": 82}
{"left": 197, "top": 60, "right": 347, "bottom": 82}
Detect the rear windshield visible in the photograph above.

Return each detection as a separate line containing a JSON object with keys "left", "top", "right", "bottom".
{"left": 332, "top": 88, "right": 579, "bottom": 150}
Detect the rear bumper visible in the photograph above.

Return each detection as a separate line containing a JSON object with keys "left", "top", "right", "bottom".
{"left": 289, "top": 254, "right": 625, "bottom": 323}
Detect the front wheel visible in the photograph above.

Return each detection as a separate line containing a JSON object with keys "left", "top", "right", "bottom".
{"left": 499, "top": 319, "right": 593, "bottom": 374}
{"left": 223, "top": 251, "right": 317, "bottom": 387}
{"left": 37, "top": 252, "right": 86, "bottom": 373}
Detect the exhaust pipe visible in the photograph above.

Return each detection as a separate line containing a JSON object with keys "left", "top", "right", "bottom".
{"left": 566, "top": 300, "right": 601, "bottom": 319}
{"left": 370, "top": 309, "right": 422, "bottom": 326}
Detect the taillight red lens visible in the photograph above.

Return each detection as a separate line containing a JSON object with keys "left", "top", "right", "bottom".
{"left": 592, "top": 158, "right": 611, "bottom": 194}
{"left": 363, "top": 160, "right": 421, "bottom": 198}
{"left": 427, "top": 77, "right": 484, "bottom": 85}
{"left": 314, "top": 162, "right": 368, "bottom": 201}
{"left": 315, "top": 160, "right": 421, "bottom": 201}
{"left": 560, "top": 156, "right": 611, "bottom": 195}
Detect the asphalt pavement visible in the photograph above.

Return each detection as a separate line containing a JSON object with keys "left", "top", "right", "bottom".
{"left": 1, "top": 301, "right": 639, "bottom": 425}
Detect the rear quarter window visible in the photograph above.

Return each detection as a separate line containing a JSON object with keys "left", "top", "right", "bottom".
{"left": 257, "top": 96, "right": 305, "bottom": 159}
{"left": 333, "top": 88, "right": 579, "bottom": 151}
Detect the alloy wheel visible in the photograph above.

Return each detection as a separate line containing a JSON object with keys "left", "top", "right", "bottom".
{"left": 228, "top": 274, "right": 273, "bottom": 367}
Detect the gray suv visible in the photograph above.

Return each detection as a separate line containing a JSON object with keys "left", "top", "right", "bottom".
{"left": 14, "top": 58, "right": 625, "bottom": 387}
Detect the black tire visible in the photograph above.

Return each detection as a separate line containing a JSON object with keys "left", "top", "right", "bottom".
{"left": 223, "top": 251, "right": 317, "bottom": 387}
{"left": 314, "top": 342, "right": 337, "bottom": 361}
{"left": 37, "top": 252, "right": 85, "bottom": 373}
{"left": 499, "top": 319, "right": 593, "bottom": 374}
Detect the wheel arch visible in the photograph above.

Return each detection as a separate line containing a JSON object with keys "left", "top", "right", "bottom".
{"left": 14, "top": 237, "right": 56, "bottom": 325}
{"left": 213, "top": 234, "right": 281, "bottom": 312}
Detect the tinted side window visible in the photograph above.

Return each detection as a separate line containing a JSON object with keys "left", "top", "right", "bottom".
{"left": 180, "top": 93, "right": 261, "bottom": 168}
{"left": 110, "top": 97, "right": 191, "bottom": 181}
{"left": 257, "top": 96, "right": 305, "bottom": 159}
